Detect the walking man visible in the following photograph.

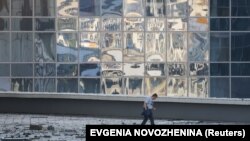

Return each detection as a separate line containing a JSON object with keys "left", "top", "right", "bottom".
{"left": 141, "top": 93, "right": 158, "bottom": 125}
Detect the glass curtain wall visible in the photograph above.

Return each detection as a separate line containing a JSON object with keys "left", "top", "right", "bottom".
{"left": 0, "top": 0, "right": 249, "bottom": 98}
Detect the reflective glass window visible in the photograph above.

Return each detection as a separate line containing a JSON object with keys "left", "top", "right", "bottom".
{"left": 168, "top": 63, "right": 186, "bottom": 76}
{"left": 80, "top": 0, "right": 100, "bottom": 16}
{"left": 34, "top": 78, "right": 56, "bottom": 92}
{"left": 0, "top": 33, "right": 10, "bottom": 62}
{"left": 210, "top": 78, "right": 229, "bottom": 98}
{"left": 11, "top": 64, "right": 33, "bottom": 77}
{"left": 146, "top": 33, "right": 165, "bottom": 62}
{"left": 11, "top": 33, "right": 33, "bottom": 62}
{"left": 101, "top": 63, "right": 123, "bottom": 77}
{"left": 232, "top": 78, "right": 250, "bottom": 98}
{"left": 102, "top": 0, "right": 122, "bottom": 17}
{"left": 124, "top": 77, "right": 143, "bottom": 95}
{"left": 0, "top": 0, "right": 9, "bottom": 16}
{"left": 189, "top": 0, "right": 208, "bottom": 17}
{"left": 57, "top": 33, "right": 78, "bottom": 62}
{"left": 35, "top": 18, "right": 55, "bottom": 31}
{"left": 210, "top": 0, "right": 229, "bottom": 17}
{"left": 102, "top": 18, "right": 122, "bottom": 31}
{"left": 57, "top": 64, "right": 78, "bottom": 76}
{"left": 189, "top": 78, "right": 208, "bottom": 98}
{"left": 231, "top": 33, "right": 250, "bottom": 61}
{"left": 231, "top": 18, "right": 250, "bottom": 31}
{"left": 57, "top": 78, "right": 78, "bottom": 93}
{"left": 146, "top": 63, "right": 165, "bottom": 76}
{"left": 58, "top": 18, "right": 77, "bottom": 31}
{"left": 79, "top": 78, "right": 100, "bottom": 94}
{"left": 80, "top": 63, "right": 100, "bottom": 77}
{"left": 232, "top": 63, "right": 250, "bottom": 76}
{"left": 102, "top": 78, "right": 123, "bottom": 94}
{"left": 35, "top": 0, "right": 55, "bottom": 16}
{"left": 79, "top": 18, "right": 100, "bottom": 31}
{"left": 210, "top": 33, "right": 229, "bottom": 62}
{"left": 124, "top": 63, "right": 144, "bottom": 76}
{"left": 145, "top": 77, "right": 166, "bottom": 96}
{"left": 146, "top": 18, "right": 165, "bottom": 31}
{"left": 189, "top": 18, "right": 209, "bottom": 31}
{"left": 210, "top": 63, "right": 229, "bottom": 76}
{"left": 124, "top": 0, "right": 144, "bottom": 17}
{"left": 0, "top": 18, "right": 9, "bottom": 31}
{"left": 11, "top": 0, "right": 32, "bottom": 16}
{"left": 57, "top": 0, "right": 78, "bottom": 16}
{"left": 35, "top": 33, "right": 56, "bottom": 62}
{"left": 167, "top": 78, "right": 187, "bottom": 97}
{"left": 35, "top": 63, "right": 56, "bottom": 77}
{"left": 167, "top": 18, "right": 187, "bottom": 31}
{"left": 146, "top": 0, "right": 166, "bottom": 17}
{"left": 0, "top": 78, "right": 10, "bottom": 91}
{"left": 124, "top": 18, "right": 144, "bottom": 31}
{"left": 11, "top": 18, "right": 33, "bottom": 31}
{"left": 0, "top": 64, "right": 9, "bottom": 76}
{"left": 11, "top": 78, "right": 33, "bottom": 92}
{"left": 232, "top": 0, "right": 250, "bottom": 16}
{"left": 189, "top": 63, "right": 209, "bottom": 76}
{"left": 166, "top": 0, "right": 188, "bottom": 17}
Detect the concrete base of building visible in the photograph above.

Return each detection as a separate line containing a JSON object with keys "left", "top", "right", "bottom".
{"left": 0, "top": 93, "right": 250, "bottom": 123}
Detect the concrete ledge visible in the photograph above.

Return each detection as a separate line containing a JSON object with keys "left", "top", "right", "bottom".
{"left": 0, "top": 92, "right": 250, "bottom": 123}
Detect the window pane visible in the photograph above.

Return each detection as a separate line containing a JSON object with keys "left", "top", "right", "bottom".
{"left": 102, "top": 0, "right": 122, "bottom": 17}
{"left": 57, "top": 33, "right": 78, "bottom": 62}
{"left": 210, "top": 63, "right": 229, "bottom": 76}
{"left": 167, "top": 0, "right": 188, "bottom": 17}
{"left": 124, "top": 77, "right": 143, "bottom": 95}
{"left": 168, "top": 63, "right": 186, "bottom": 76}
{"left": 79, "top": 78, "right": 100, "bottom": 94}
{"left": 79, "top": 18, "right": 100, "bottom": 31}
{"left": 189, "top": 0, "right": 208, "bottom": 17}
{"left": 102, "top": 78, "right": 123, "bottom": 94}
{"left": 145, "top": 63, "right": 165, "bottom": 76}
{"left": 167, "top": 18, "right": 187, "bottom": 31}
{"left": 11, "top": 64, "right": 33, "bottom": 77}
{"left": 11, "top": 78, "right": 33, "bottom": 92}
{"left": 80, "top": 0, "right": 100, "bottom": 16}
{"left": 188, "top": 33, "right": 209, "bottom": 61}
{"left": 102, "top": 18, "right": 122, "bottom": 31}
{"left": 210, "top": 78, "right": 229, "bottom": 98}
{"left": 124, "top": 32, "right": 144, "bottom": 62}
{"left": 210, "top": 18, "right": 230, "bottom": 31}
{"left": 232, "top": 63, "right": 250, "bottom": 76}
{"left": 189, "top": 78, "right": 208, "bottom": 98}
{"left": 58, "top": 18, "right": 77, "bottom": 31}
{"left": 146, "top": 33, "right": 165, "bottom": 62}
{"left": 12, "top": 18, "right": 33, "bottom": 31}
{"left": 0, "top": 78, "right": 10, "bottom": 91}
{"left": 35, "top": 0, "right": 55, "bottom": 16}
{"left": 232, "top": 0, "right": 250, "bottom": 16}
{"left": 0, "top": 18, "right": 9, "bottom": 31}
{"left": 35, "top": 18, "right": 55, "bottom": 31}
{"left": 167, "top": 78, "right": 187, "bottom": 97}
{"left": 79, "top": 32, "right": 100, "bottom": 62}
{"left": 0, "top": 64, "right": 9, "bottom": 76}
{"left": 190, "top": 63, "right": 209, "bottom": 76}
{"left": 57, "top": 0, "right": 78, "bottom": 16}
{"left": 11, "top": 0, "right": 32, "bottom": 16}
{"left": 232, "top": 78, "right": 250, "bottom": 98}
{"left": 102, "top": 49, "right": 122, "bottom": 62}
{"left": 167, "top": 32, "right": 187, "bottom": 62}
{"left": 146, "top": 18, "right": 165, "bottom": 31}
{"left": 57, "top": 64, "right": 78, "bottom": 77}
{"left": 231, "top": 33, "right": 250, "bottom": 61}
{"left": 35, "top": 33, "right": 56, "bottom": 62}
{"left": 80, "top": 63, "right": 100, "bottom": 77}
{"left": 124, "top": 63, "right": 144, "bottom": 76}
{"left": 146, "top": 0, "right": 165, "bottom": 17}
{"left": 34, "top": 78, "right": 56, "bottom": 92}
{"left": 124, "top": 18, "right": 144, "bottom": 31}
{"left": 101, "top": 63, "right": 123, "bottom": 77}
{"left": 11, "top": 33, "right": 33, "bottom": 62}
{"left": 0, "top": 0, "right": 10, "bottom": 16}
{"left": 57, "top": 78, "right": 78, "bottom": 93}
{"left": 210, "top": 33, "right": 229, "bottom": 61}
{"left": 232, "top": 18, "right": 250, "bottom": 31}
{"left": 210, "top": 0, "right": 229, "bottom": 17}
{"left": 145, "top": 77, "right": 166, "bottom": 96}
{"left": 189, "top": 18, "right": 209, "bottom": 31}
{"left": 0, "top": 33, "right": 10, "bottom": 62}
{"left": 124, "top": 0, "right": 144, "bottom": 17}
{"left": 35, "top": 63, "right": 56, "bottom": 77}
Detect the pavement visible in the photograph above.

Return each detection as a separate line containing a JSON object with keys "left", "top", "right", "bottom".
{"left": 0, "top": 113, "right": 233, "bottom": 141}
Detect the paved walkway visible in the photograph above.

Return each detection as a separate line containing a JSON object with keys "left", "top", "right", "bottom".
{"left": 0, "top": 113, "right": 232, "bottom": 141}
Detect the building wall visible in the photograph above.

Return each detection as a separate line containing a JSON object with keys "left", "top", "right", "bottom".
{"left": 0, "top": 0, "right": 250, "bottom": 99}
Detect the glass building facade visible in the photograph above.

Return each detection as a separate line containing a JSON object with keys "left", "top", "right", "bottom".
{"left": 0, "top": 0, "right": 249, "bottom": 98}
